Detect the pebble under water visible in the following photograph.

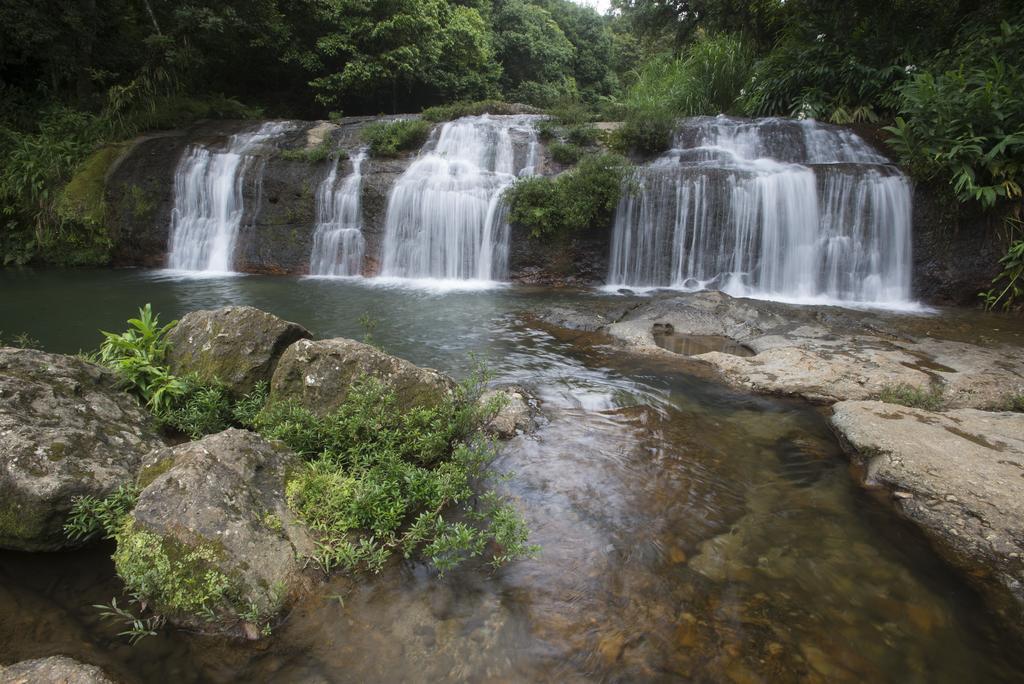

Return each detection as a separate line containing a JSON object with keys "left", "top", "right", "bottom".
{"left": 1, "top": 269, "right": 1022, "bottom": 683}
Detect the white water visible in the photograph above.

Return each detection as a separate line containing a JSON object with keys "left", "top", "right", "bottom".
{"left": 608, "top": 116, "right": 913, "bottom": 306}
{"left": 309, "top": 149, "right": 367, "bottom": 276}
{"left": 166, "top": 122, "right": 292, "bottom": 273}
{"left": 379, "top": 115, "right": 540, "bottom": 282}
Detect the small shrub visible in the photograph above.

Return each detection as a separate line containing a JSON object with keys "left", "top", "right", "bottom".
{"left": 980, "top": 217, "right": 1024, "bottom": 311}
{"left": 878, "top": 383, "right": 945, "bottom": 411}
{"left": 506, "top": 153, "right": 628, "bottom": 239}
{"left": 64, "top": 483, "right": 140, "bottom": 542}
{"left": 362, "top": 119, "right": 432, "bottom": 157}
{"left": 421, "top": 100, "right": 528, "bottom": 123}
{"left": 98, "top": 304, "right": 184, "bottom": 410}
{"left": 0, "top": 331, "right": 41, "bottom": 349}
{"left": 256, "top": 371, "right": 534, "bottom": 575}
{"left": 279, "top": 138, "right": 341, "bottom": 163}
{"left": 566, "top": 125, "right": 599, "bottom": 147}
{"left": 549, "top": 142, "right": 583, "bottom": 166}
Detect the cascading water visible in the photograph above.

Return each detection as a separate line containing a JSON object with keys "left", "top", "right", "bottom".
{"left": 309, "top": 149, "right": 368, "bottom": 276}
{"left": 607, "top": 116, "right": 913, "bottom": 305}
{"left": 379, "top": 115, "right": 540, "bottom": 282}
{"left": 166, "top": 122, "right": 292, "bottom": 273}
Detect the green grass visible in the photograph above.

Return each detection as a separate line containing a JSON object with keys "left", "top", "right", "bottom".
{"left": 361, "top": 119, "right": 432, "bottom": 157}
{"left": 279, "top": 138, "right": 343, "bottom": 163}
{"left": 878, "top": 383, "right": 946, "bottom": 411}
{"left": 421, "top": 100, "right": 530, "bottom": 123}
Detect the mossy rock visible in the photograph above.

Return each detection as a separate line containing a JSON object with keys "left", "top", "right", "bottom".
{"left": 166, "top": 306, "right": 311, "bottom": 397}
{"left": 269, "top": 337, "right": 456, "bottom": 417}
{"left": 122, "top": 429, "right": 318, "bottom": 638}
{"left": 0, "top": 348, "right": 166, "bottom": 551}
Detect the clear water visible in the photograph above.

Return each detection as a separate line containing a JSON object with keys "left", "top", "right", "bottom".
{"left": 309, "top": 150, "right": 367, "bottom": 277}
{"left": 166, "top": 122, "right": 294, "bottom": 273}
{"left": 0, "top": 268, "right": 1021, "bottom": 683}
{"left": 608, "top": 116, "right": 913, "bottom": 307}
{"left": 380, "top": 115, "right": 541, "bottom": 282}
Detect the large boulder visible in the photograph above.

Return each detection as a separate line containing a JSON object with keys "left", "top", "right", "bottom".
{"left": 0, "top": 656, "right": 116, "bottom": 684}
{"left": 0, "top": 348, "right": 165, "bottom": 551}
{"left": 831, "top": 401, "right": 1024, "bottom": 634}
{"left": 118, "top": 429, "right": 316, "bottom": 638}
{"left": 269, "top": 338, "right": 455, "bottom": 416}
{"left": 165, "top": 306, "right": 311, "bottom": 395}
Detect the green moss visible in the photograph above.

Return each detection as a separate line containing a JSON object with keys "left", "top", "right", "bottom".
{"left": 48, "top": 144, "right": 125, "bottom": 265}
{"left": 126, "top": 184, "right": 156, "bottom": 221}
{"left": 138, "top": 456, "right": 175, "bottom": 489}
{"left": 113, "top": 520, "right": 238, "bottom": 618}
{"left": 0, "top": 498, "right": 42, "bottom": 543}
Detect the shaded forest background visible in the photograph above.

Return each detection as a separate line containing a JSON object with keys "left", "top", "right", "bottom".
{"left": 1, "top": 0, "right": 1021, "bottom": 306}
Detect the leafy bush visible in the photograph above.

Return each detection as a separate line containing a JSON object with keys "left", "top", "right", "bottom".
{"left": 505, "top": 153, "right": 628, "bottom": 239}
{"left": 980, "top": 218, "right": 1023, "bottom": 311}
{"left": 361, "top": 119, "right": 432, "bottom": 157}
{"left": 614, "top": 33, "right": 752, "bottom": 155}
{"left": 64, "top": 484, "right": 140, "bottom": 542}
{"left": 885, "top": 18, "right": 1024, "bottom": 208}
{"left": 566, "top": 125, "right": 599, "bottom": 146}
{"left": 256, "top": 372, "right": 535, "bottom": 574}
{"left": 550, "top": 142, "right": 583, "bottom": 165}
{"left": 878, "top": 383, "right": 945, "bottom": 411}
{"left": 98, "top": 304, "right": 185, "bottom": 411}
{"left": 421, "top": 100, "right": 531, "bottom": 122}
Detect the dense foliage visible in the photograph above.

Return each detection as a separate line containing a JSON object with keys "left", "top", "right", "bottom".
{"left": 505, "top": 153, "right": 627, "bottom": 239}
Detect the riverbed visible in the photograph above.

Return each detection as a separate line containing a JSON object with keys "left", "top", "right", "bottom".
{"left": 1, "top": 268, "right": 1022, "bottom": 682}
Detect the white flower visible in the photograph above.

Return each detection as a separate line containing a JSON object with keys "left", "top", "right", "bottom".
{"left": 904, "top": 64, "right": 917, "bottom": 74}
{"left": 816, "top": 33, "right": 826, "bottom": 42}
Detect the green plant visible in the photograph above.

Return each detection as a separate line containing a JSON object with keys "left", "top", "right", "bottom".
{"left": 362, "top": 120, "right": 432, "bottom": 158}
{"left": 94, "top": 596, "right": 166, "bottom": 646}
{"left": 549, "top": 142, "right": 583, "bottom": 166}
{"left": 256, "top": 370, "right": 534, "bottom": 576}
{"left": 506, "top": 153, "right": 628, "bottom": 239}
{"left": 878, "top": 383, "right": 946, "bottom": 411}
{"left": 98, "top": 304, "right": 184, "bottom": 410}
{"left": 0, "top": 331, "right": 41, "bottom": 349}
{"left": 1003, "top": 394, "right": 1024, "bottom": 412}
{"left": 981, "top": 222, "right": 1024, "bottom": 311}
{"left": 421, "top": 100, "right": 528, "bottom": 123}
{"left": 358, "top": 312, "right": 379, "bottom": 346}
{"left": 158, "top": 380, "right": 234, "bottom": 439}
{"left": 64, "top": 483, "right": 140, "bottom": 542}
{"left": 566, "top": 125, "right": 599, "bottom": 147}
{"left": 279, "top": 138, "right": 342, "bottom": 163}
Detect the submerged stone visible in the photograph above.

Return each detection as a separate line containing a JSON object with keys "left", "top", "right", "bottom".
{"left": 166, "top": 305, "right": 311, "bottom": 396}
{"left": 0, "top": 348, "right": 165, "bottom": 551}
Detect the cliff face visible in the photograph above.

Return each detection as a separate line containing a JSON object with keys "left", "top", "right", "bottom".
{"left": 104, "top": 118, "right": 1004, "bottom": 303}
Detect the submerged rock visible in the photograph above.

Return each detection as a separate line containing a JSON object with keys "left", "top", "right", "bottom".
{"left": 0, "top": 348, "right": 165, "bottom": 551}
{"left": 831, "top": 400, "right": 1024, "bottom": 633}
{"left": 166, "top": 306, "right": 311, "bottom": 395}
{"left": 0, "top": 656, "right": 116, "bottom": 684}
{"left": 480, "top": 385, "right": 539, "bottom": 439}
{"left": 121, "top": 429, "right": 316, "bottom": 637}
{"left": 270, "top": 337, "right": 455, "bottom": 415}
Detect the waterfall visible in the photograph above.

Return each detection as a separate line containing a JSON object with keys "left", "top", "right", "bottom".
{"left": 608, "top": 116, "right": 913, "bottom": 305}
{"left": 166, "top": 122, "right": 292, "bottom": 273}
{"left": 379, "top": 115, "right": 540, "bottom": 281}
{"left": 309, "top": 149, "right": 367, "bottom": 276}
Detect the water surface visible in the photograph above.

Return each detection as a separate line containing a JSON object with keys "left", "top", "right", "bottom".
{"left": 1, "top": 268, "right": 1021, "bottom": 682}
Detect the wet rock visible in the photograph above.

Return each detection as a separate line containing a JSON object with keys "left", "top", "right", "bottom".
{"left": 0, "top": 348, "right": 166, "bottom": 551}
{"left": 479, "top": 385, "right": 538, "bottom": 439}
{"left": 166, "top": 306, "right": 311, "bottom": 395}
{"left": 122, "top": 429, "right": 316, "bottom": 637}
{"left": 568, "top": 291, "right": 1024, "bottom": 409}
{"left": 270, "top": 338, "right": 455, "bottom": 416}
{"left": 0, "top": 656, "right": 116, "bottom": 684}
{"left": 832, "top": 400, "right": 1024, "bottom": 634}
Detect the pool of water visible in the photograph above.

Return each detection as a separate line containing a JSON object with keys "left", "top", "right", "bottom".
{"left": 1, "top": 268, "right": 1022, "bottom": 682}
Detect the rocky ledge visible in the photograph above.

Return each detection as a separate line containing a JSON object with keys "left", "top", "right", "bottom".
{"left": 535, "top": 290, "right": 1024, "bottom": 409}
{"left": 0, "top": 656, "right": 116, "bottom": 684}
{"left": 832, "top": 401, "right": 1024, "bottom": 635}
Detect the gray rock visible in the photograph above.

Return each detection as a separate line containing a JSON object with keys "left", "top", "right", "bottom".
{"left": 582, "top": 291, "right": 1024, "bottom": 409}
{"left": 270, "top": 338, "right": 455, "bottom": 416}
{"left": 831, "top": 400, "right": 1024, "bottom": 633}
{"left": 0, "top": 656, "right": 116, "bottom": 684}
{"left": 123, "top": 429, "right": 316, "bottom": 637}
{"left": 166, "top": 306, "right": 311, "bottom": 395}
{"left": 480, "top": 386, "right": 538, "bottom": 439}
{"left": 0, "top": 348, "right": 165, "bottom": 551}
